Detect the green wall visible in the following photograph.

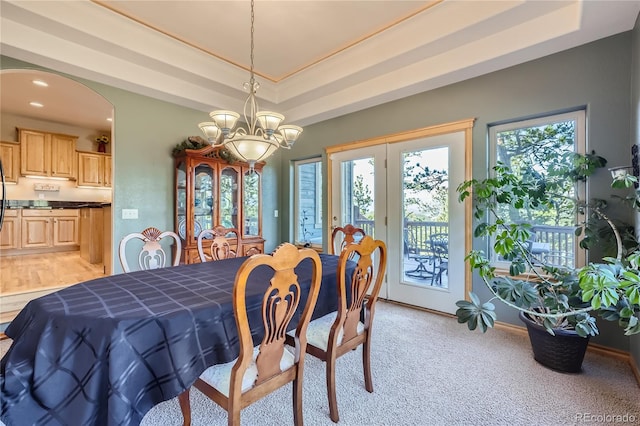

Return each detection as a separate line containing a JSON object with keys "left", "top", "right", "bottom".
{"left": 0, "top": 56, "right": 281, "bottom": 273}
{"left": 276, "top": 33, "right": 634, "bottom": 351}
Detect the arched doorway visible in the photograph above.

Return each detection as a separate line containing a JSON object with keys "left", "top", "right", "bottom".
{"left": 0, "top": 69, "right": 114, "bottom": 325}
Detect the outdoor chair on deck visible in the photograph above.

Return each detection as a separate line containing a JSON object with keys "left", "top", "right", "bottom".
{"left": 288, "top": 235, "right": 387, "bottom": 423}
{"left": 178, "top": 243, "right": 322, "bottom": 426}
{"left": 118, "top": 227, "right": 181, "bottom": 272}
{"left": 404, "top": 228, "right": 434, "bottom": 279}
{"left": 429, "top": 233, "right": 449, "bottom": 286}
{"left": 197, "top": 225, "right": 241, "bottom": 262}
{"left": 525, "top": 234, "right": 551, "bottom": 266}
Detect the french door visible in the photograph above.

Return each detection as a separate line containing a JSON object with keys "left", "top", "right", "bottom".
{"left": 329, "top": 145, "right": 388, "bottom": 296}
{"left": 328, "top": 121, "right": 472, "bottom": 314}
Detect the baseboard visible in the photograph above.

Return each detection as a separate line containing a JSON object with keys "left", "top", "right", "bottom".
{"left": 631, "top": 351, "right": 640, "bottom": 387}
{"left": 383, "top": 299, "right": 456, "bottom": 319}
{"left": 0, "top": 245, "right": 79, "bottom": 257}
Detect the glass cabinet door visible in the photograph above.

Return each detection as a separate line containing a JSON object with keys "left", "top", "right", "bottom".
{"left": 220, "top": 167, "right": 239, "bottom": 229}
{"left": 176, "top": 160, "right": 187, "bottom": 240}
{"left": 243, "top": 170, "right": 260, "bottom": 237}
{"left": 194, "top": 163, "right": 215, "bottom": 239}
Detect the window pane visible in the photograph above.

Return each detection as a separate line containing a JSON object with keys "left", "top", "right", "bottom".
{"left": 403, "top": 147, "right": 449, "bottom": 288}
{"left": 243, "top": 171, "right": 259, "bottom": 237}
{"left": 491, "top": 111, "right": 585, "bottom": 268}
{"left": 340, "top": 158, "right": 375, "bottom": 237}
{"left": 295, "top": 159, "right": 323, "bottom": 246}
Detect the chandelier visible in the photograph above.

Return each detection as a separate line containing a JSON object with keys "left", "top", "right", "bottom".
{"left": 199, "top": 0, "right": 303, "bottom": 170}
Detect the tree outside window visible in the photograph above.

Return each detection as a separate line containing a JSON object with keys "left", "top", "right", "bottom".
{"left": 490, "top": 110, "right": 586, "bottom": 268}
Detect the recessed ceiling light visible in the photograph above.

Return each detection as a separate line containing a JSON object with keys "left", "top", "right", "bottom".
{"left": 32, "top": 80, "right": 49, "bottom": 87}
{"left": 106, "top": 118, "right": 113, "bottom": 122}
{"left": 29, "top": 102, "right": 44, "bottom": 108}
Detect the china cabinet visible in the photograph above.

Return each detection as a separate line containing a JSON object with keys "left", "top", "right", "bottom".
{"left": 174, "top": 144, "right": 264, "bottom": 264}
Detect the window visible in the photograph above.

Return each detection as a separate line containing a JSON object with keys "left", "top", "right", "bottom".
{"left": 490, "top": 110, "right": 586, "bottom": 268}
{"left": 293, "top": 158, "right": 323, "bottom": 247}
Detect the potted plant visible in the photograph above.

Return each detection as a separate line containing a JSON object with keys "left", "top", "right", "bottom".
{"left": 455, "top": 153, "right": 640, "bottom": 373}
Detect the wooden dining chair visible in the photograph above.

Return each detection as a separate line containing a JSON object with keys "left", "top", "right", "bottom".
{"left": 292, "top": 235, "right": 387, "bottom": 423}
{"left": 330, "top": 224, "right": 366, "bottom": 255}
{"left": 118, "top": 227, "right": 181, "bottom": 272}
{"left": 178, "top": 243, "right": 323, "bottom": 426}
{"left": 197, "top": 225, "right": 241, "bottom": 262}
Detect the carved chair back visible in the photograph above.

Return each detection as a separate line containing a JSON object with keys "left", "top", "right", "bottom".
{"left": 197, "top": 225, "right": 241, "bottom": 262}
{"left": 118, "top": 227, "right": 181, "bottom": 272}
{"left": 331, "top": 224, "right": 366, "bottom": 255}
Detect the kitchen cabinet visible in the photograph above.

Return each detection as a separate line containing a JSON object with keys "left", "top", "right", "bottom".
{"left": 174, "top": 145, "right": 264, "bottom": 264}
{"left": 19, "top": 128, "right": 77, "bottom": 179}
{"left": 0, "top": 141, "right": 20, "bottom": 183}
{"left": 0, "top": 209, "right": 21, "bottom": 250}
{"left": 77, "top": 151, "right": 112, "bottom": 187}
{"left": 80, "top": 207, "right": 103, "bottom": 264}
{"left": 21, "top": 214, "right": 49, "bottom": 248}
{"left": 20, "top": 209, "right": 79, "bottom": 250}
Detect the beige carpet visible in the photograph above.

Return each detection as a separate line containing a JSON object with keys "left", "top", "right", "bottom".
{"left": 2, "top": 301, "right": 639, "bottom": 425}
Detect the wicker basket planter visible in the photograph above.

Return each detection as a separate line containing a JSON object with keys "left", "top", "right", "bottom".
{"left": 519, "top": 312, "right": 590, "bottom": 373}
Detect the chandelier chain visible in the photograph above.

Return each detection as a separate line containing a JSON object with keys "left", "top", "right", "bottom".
{"left": 249, "top": 0, "right": 255, "bottom": 90}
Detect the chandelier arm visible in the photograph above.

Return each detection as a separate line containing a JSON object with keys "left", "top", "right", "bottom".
{"left": 244, "top": 91, "right": 258, "bottom": 135}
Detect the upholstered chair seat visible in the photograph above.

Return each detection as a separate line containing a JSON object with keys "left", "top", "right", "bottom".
{"left": 199, "top": 347, "right": 295, "bottom": 397}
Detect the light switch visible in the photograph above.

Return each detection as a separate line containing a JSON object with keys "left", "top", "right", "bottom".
{"left": 274, "top": 209, "right": 278, "bottom": 218}
{"left": 122, "top": 209, "right": 138, "bottom": 219}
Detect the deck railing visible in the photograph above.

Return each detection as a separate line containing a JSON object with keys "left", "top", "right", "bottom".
{"left": 531, "top": 224, "right": 576, "bottom": 268}
{"left": 354, "top": 219, "right": 575, "bottom": 267}
{"left": 354, "top": 219, "right": 449, "bottom": 252}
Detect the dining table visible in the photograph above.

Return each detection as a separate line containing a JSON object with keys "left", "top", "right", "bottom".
{"left": 0, "top": 253, "right": 349, "bottom": 426}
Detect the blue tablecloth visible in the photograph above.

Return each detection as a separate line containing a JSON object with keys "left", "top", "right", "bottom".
{"left": 1, "top": 253, "right": 345, "bottom": 426}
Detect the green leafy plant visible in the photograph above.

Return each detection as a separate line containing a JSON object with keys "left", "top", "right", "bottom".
{"left": 172, "top": 136, "right": 210, "bottom": 156}
{"left": 172, "top": 136, "right": 235, "bottom": 164}
{"left": 456, "top": 155, "right": 640, "bottom": 338}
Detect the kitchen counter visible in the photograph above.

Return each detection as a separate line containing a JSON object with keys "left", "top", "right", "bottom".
{"left": 7, "top": 200, "right": 110, "bottom": 209}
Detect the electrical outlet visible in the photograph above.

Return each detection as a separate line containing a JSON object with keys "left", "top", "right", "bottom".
{"left": 122, "top": 209, "right": 138, "bottom": 220}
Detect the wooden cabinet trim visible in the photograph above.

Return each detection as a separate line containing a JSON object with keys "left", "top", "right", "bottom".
{"left": 17, "top": 127, "right": 78, "bottom": 140}
{"left": 22, "top": 209, "right": 79, "bottom": 217}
